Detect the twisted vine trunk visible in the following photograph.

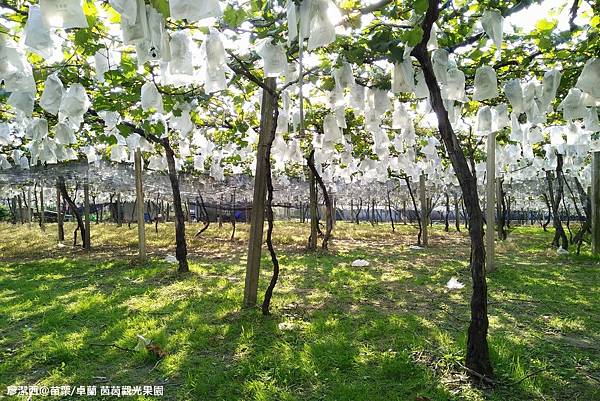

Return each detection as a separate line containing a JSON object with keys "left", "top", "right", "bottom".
{"left": 57, "top": 177, "right": 86, "bottom": 248}
{"left": 355, "top": 198, "right": 362, "bottom": 224}
{"left": 546, "top": 154, "right": 568, "bottom": 250}
{"left": 194, "top": 194, "right": 210, "bottom": 237}
{"left": 307, "top": 150, "right": 333, "bottom": 250}
{"left": 163, "top": 137, "right": 189, "bottom": 273}
{"left": 261, "top": 86, "right": 280, "bottom": 316}
{"left": 307, "top": 161, "right": 319, "bottom": 251}
{"left": 412, "top": 0, "right": 492, "bottom": 377}
{"left": 497, "top": 178, "right": 507, "bottom": 240}
{"left": 572, "top": 178, "right": 591, "bottom": 254}
{"left": 404, "top": 177, "right": 422, "bottom": 246}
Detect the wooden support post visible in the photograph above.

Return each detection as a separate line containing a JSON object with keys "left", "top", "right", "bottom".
{"left": 420, "top": 173, "right": 428, "bottom": 246}
{"left": 40, "top": 186, "right": 45, "bottom": 231}
{"left": 243, "top": 77, "right": 276, "bottom": 308}
{"left": 486, "top": 131, "right": 495, "bottom": 271}
{"left": 83, "top": 182, "right": 91, "bottom": 250}
{"left": 135, "top": 150, "right": 146, "bottom": 260}
{"left": 592, "top": 152, "right": 600, "bottom": 255}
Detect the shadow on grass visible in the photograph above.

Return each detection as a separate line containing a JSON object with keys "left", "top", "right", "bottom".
{"left": 0, "top": 224, "right": 598, "bottom": 401}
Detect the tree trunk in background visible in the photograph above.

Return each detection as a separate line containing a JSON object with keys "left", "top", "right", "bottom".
{"left": 454, "top": 195, "right": 460, "bottom": 232}
{"left": 370, "top": 198, "right": 376, "bottom": 226}
{"left": 57, "top": 177, "right": 85, "bottom": 247}
{"left": 116, "top": 193, "right": 122, "bottom": 227}
{"left": 17, "top": 195, "right": 23, "bottom": 224}
{"left": 163, "top": 137, "right": 189, "bottom": 273}
{"left": 10, "top": 197, "right": 17, "bottom": 224}
{"left": 444, "top": 192, "right": 450, "bottom": 232}
{"left": 412, "top": 0, "right": 492, "bottom": 376}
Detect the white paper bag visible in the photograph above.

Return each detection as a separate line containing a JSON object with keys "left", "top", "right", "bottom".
{"left": 169, "top": 0, "right": 222, "bottom": 22}
{"left": 392, "top": 58, "right": 415, "bottom": 94}
{"left": 40, "top": 0, "right": 88, "bottom": 29}
{"left": 109, "top": 0, "right": 137, "bottom": 24}
{"left": 141, "top": 82, "right": 164, "bottom": 113}
{"left": 575, "top": 58, "right": 600, "bottom": 99}
{"left": 473, "top": 66, "right": 498, "bottom": 101}
{"left": 481, "top": 9, "right": 503, "bottom": 54}
{"left": 502, "top": 79, "right": 523, "bottom": 114}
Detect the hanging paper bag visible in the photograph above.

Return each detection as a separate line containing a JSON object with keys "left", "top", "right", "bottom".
{"left": 541, "top": 69, "right": 562, "bottom": 110}
{"left": 169, "top": 0, "right": 223, "bottom": 22}
{"left": 475, "top": 106, "right": 492, "bottom": 135}
{"left": 24, "top": 5, "right": 55, "bottom": 60}
{"left": 256, "top": 39, "right": 287, "bottom": 77}
{"left": 307, "top": 0, "right": 337, "bottom": 51}
{"left": 27, "top": 118, "right": 49, "bottom": 141}
{"left": 392, "top": 58, "right": 415, "bottom": 94}
{"left": 446, "top": 67, "right": 466, "bottom": 101}
{"left": 473, "top": 66, "right": 498, "bottom": 101}
{"left": 169, "top": 30, "right": 194, "bottom": 76}
{"left": 575, "top": 58, "right": 600, "bottom": 99}
{"left": 121, "top": 0, "right": 149, "bottom": 45}
{"left": 432, "top": 49, "right": 449, "bottom": 84}
{"left": 59, "top": 83, "right": 90, "bottom": 128}
{"left": 492, "top": 103, "right": 509, "bottom": 131}
{"left": 141, "top": 82, "right": 164, "bottom": 113}
{"left": 54, "top": 123, "right": 77, "bottom": 145}
{"left": 503, "top": 79, "right": 523, "bottom": 113}
{"left": 414, "top": 69, "right": 429, "bottom": 99}
{"left": 109, "top": 0, "right": 137, "bottom": 24}
{"left": 481, "top": 9, "right": 503, "bottom": 54}
{"left": 557, "top": 88, "right": 587, "bottom": 121}
{"left": 584, "top": 107, "right": 600, "bottom": 132}
{"left": 8, "top": 91, "right": 35, "bottom": 117}
{"left": 40, "top": 0, "right": 88, "bottom": 29}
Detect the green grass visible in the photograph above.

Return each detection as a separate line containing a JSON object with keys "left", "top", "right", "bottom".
{"left": 0, "top": 222, "right": 599, "bottom": 400}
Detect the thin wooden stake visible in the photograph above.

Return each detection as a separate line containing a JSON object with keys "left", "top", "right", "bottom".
{"left": 135, "top": 150, "right": 146, "bottom": 260}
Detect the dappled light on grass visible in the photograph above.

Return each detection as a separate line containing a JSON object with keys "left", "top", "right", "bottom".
{"left": 0, "top": 223, "right": 599, "bottom": 400}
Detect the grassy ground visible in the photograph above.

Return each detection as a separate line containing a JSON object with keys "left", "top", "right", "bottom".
{"left": 0, "top": 221, "right": 599, "bottom": 401}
